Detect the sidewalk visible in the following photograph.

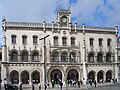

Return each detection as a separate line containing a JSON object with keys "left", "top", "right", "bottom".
{"left": 0, "top": 82, "right": 117, "bottom": 90}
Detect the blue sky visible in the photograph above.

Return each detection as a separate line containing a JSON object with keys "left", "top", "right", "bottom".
{"left": 0, "top": 0, "right": 120, "bottom": 46}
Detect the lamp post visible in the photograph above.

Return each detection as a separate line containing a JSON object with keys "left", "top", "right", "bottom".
{"left": 39, "top": 35, "right": 50, "bottom": 90}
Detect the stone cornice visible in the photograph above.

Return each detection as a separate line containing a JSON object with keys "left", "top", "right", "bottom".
{"left": 5, "top": 21, "right": 116, "bottom": 33}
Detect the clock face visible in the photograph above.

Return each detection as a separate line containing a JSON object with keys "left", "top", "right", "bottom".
{"left": 61, "top": 17, "right": 67, "bottom": 23}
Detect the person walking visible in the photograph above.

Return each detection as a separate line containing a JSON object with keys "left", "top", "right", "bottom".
{"left": 32, "top": 83, "right": 34, "bottom": 90}
{"left": 77, "top": 81, "right": 80, "bottom": 88}
{"left": 20, "top": 82, "right": 22, "bottom": 90}
{"left": 51, "top": 80, "right": 54, "bottom": 88}
{"left": 94, "top": 80, "right": 97, "bottom": 88}
{"left": 86, "top": 80, "right": 89, "bottom": 89}
{"left": 59, "top": 81, "right": 63, "bottom": 90}
{"left": 38, "top": 83, "right": 41, "bottom": 90}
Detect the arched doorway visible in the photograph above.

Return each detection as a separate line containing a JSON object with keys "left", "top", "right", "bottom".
{"left": 32, "top": 71, "right": 40, "bottom": 84}
{"left": 106, "top": 71, "right": 112, "bottom": 82}
{"left": 67, "top": 69, "right": 79, "bottom": 81}
{"left": 88, "top": 71, "right": 95, "bottom": 82}
{"left": 97, "top": 71, "right": 104, "bottom": 83}
{"left": 50, "top": 69, "right": 62, "bottom": 84}
{"left": 10, "top": 70, "right": 19, "bottom": 84}
{"left": 21, "top": 71, "right": 29, "bottom": 84}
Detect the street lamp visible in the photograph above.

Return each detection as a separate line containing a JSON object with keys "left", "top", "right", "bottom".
{"left": 39, "top": 35, "right": 50, "bottom": 90}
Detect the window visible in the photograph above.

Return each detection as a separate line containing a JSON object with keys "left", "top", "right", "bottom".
{"left": 107, "top": 39, "right": 111, "bottom": 46}
{"left": 61, "top": 52, "right": 68, "bottom": 62}
{"left": 106, "top": 53, "right": 111, "bottom": 62}
{"left": 11, "top": 35, "right": 16, "bottom": 44}
{"left": 89, "top": 38, "right": 94, "bottom": 46}
{"left": 53, "top": 36, "right": 58, "bottom": 46}
{"left": 99, "top": 38, "right": 103, "bottom": 46}
{"left": 52, "top": 51, "right": 59, "bottom": 62}
{"left": 88, "top": 53, "right": 94, "bottom": 63}
{"left": 97, "top": 53, "right": 103, "bottom": 62}
{"left": 62, "top": 37, "right": 67, "bottom": 45}
{"left": 32, "top": 52, "right": 39, "bottom": 62}
{"left": 69, "top": 52, "right": 76, "bottom": 62}
{"left": 33, "top": 35, "right": 38, "bottom": 44}
{"left": 11, "top": 51, "right": 18, "bottom": 62}
{"left": 22, "top": 35, "right": 27, "bottom": 45}
{"left": 71, "top": 37, "right": 75, "bottom": 46}
{"left": 21, "top": 51, "right": 28, "bottom": 62}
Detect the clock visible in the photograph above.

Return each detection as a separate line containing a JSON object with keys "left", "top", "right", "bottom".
{"left": 61, "top": 17, "right": 67, "bottom": 23}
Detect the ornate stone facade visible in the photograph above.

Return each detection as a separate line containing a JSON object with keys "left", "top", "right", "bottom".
{"left": 1, "top": 8, "right": 119, "bottom": 87}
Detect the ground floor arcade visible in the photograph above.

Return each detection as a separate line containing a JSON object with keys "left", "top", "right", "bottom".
{"left": 5, "top": 64, "right": 115, "bottom": 87}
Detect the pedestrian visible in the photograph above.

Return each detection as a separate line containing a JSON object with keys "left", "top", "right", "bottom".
{"left": 90, "top": 80, "right": 92, "bottom": 87}
{"left": 77, "top": 81, "right": 80, "bottom": 88}
{"left": 94, "top": 80, "right": 97, "bottom": 88}
{"left": 32, "top": 83, "right": 34, "bottom": 90}
{"left": 59, "top": 81, "right": 63, "bottom": 90}
{"left": 51, "top": 80, "right": 54, "bottom": 88}
{"left": 20, "top": 82, "right": 22, "bottom": 90}
{"left": 38, "top": 83, "right": 41, "bottom": 90}
{"left": 86, "top": 80, "right": 89, "bottom": 89}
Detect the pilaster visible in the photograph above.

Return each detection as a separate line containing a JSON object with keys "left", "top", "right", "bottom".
{"left": 82, "top": 38, "right": 87, "bottom": 85}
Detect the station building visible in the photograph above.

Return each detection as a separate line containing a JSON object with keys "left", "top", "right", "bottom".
{"left": 1, "top": 8, "right": 119, "bottom": 87}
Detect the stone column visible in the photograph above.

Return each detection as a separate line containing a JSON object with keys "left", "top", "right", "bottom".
{"left": 95, "top": 74, "right": 97, "bottom": 82}
{"left": 59, "top": 51, "right": 61, "bottom": 62}
{"left": 19, "top": 73, "right": 21, "bottom": 85}
{"left": 114, "top": 26, "right": 119, "bottom": 81}
{"left": 28, "top": 54, "right": 31, "bottom": 62}
{"left": 104, "top": 73, "right": 106, "bottom": 83}
{"left": 94, "top": 55, "right": 97, "bottom": 63}
{"left": 103, "top": 55, "right": 106, "bottom": 63}
{"left": 18, "top": 54, "right": 21, "bottom": 62}
{"left": 1, "top": 35, "right": 8, "bottom": 87}
{"left": 29, "top": 74, "right": 32, "bottom": 85}
{"left": 82, "top": 39, "right": 87, "bottom": 85}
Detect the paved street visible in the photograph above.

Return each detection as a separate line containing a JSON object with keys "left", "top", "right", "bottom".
{"left": 1, "top": 82, "right": 120, "bottom": 90}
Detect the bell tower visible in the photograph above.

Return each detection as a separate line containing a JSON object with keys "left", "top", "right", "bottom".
{"left": 57, "top": 7, "right": 71, "bottom": 27}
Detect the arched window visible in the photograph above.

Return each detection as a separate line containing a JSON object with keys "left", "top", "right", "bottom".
{"left": 21, "top": 71, "right": 29, "bottom": 84}
{"left": 97, "top": 53, "right": 103, "bottom": 62}
{"left": 88, "top": 53, "right": 94, "bottom": 63}
{"left": 106, "top": 71, "right": 112, "bottom": 82}
{"left": 71, "top": 37, "right": 75, "bottom": 46}
{"left": 32, "top": 71, "right": 40, "bottom": 84}
{"left": 11, "top": 51, "right": 18, "bottom": 62}
{"left": 52, "top": 51, "right": 59, "bottom": 62}
{"left": 98, "top": 38, "right": 103, "bottom": 46}
{"left": 22, "top": 35, "right": 27, "bottom": 45}
{"left": 107, "top": 38, "right": 111, "bottom": 46}
{"left": 11, "top": 34, "right": 16, "bottom": 44}
{"left": 62, "top": 37, "right": 67, "bottom": 46}
{"left": 21, "top": 51, "right": 28, "bottom": 62}
{"left": 106, "top": 53, "right": 111, "bottom": 62}
{"left": 53, "top": 36, "right": 58, "bottom": 46}
{"left": 89, "top": 38, "right": 94, "bottom": 46}
{"left": 61, "top": 52, "right": 68, "bottom": 62}
{"left": 69, "top": 52, "right": 76, "bottom": 62}
{"left": 10, "top": 70, "right": 19, "bottom": 84}
{"left": 33, "top": 35, "right": 38, "bottom": 44}
{"left": 32, "top": 52, "right": 39, "bottom": 62}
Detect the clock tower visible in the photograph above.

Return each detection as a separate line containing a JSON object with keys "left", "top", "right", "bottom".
{"left": 57, "top": 8, "right": 71, "bottom": 27}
